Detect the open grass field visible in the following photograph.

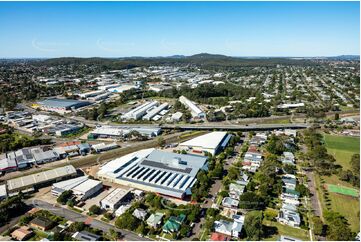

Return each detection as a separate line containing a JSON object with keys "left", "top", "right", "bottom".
{"left": 262, "top": 220, "right": 310, "bottom": 241}
{"left": 326, "top": 184, "right": 359, "bottom": 197}
{"left": 323, "top": 134, "right": 359, "bottom": 170}
{"left": 320, "top": 176, "right": 360, "bottom": 232}
{"left": 319, "top": 134, "right": 360, "bottom": 232}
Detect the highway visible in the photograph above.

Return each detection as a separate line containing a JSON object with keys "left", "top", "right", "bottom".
{"left": 26, "top": 199, "right": 149, "bottom": 241}
{"left": 67, "top": 115, "right": 311, "bottom": 131}
{"left": 159, "top": 123, "right": 310, "bottom": 131}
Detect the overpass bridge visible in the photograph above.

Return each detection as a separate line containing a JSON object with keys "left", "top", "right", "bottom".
{"left": 158, "top": 123, "right": 310, "bottom": 131}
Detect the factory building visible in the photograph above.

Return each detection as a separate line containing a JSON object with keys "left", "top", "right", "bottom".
{"left": 30, "top": 148, "right": 58, "bottom": 164}
{"left": 88, "top": 125, "right": 161, "bottom": 140}
{"left": 97, "top": 148, "right": 208, "bottom": 199}
{"left": 78, "top": 90, "right": 105, "bottom": 99}
{"left": 37, "top": 98, "right": 91, "bottom": 114}
{"left": 99, "top": 188, "right": 133, "bottom": 211}
{"left": 121, "top": 101, "right": 159, "bottom": 120}
{"left": 179, "top": 96, "right": 205, "bottom": 119}
{"left": 7, "top": 165, "right": 77, "bottom": 193}
{"left": 0, "top": 153, "right": 17, "bottom": 173}
{"left": 92, "top": 142, "right": 119, "bottom": 153}
{"left": 51, "top": 175, "right": 103, "bottom": 200}
{"left": 142, "top": 102, "right": 169, "bottom": 120}
{"left": 179, "top": 132, "right": 232, "bottom": 155}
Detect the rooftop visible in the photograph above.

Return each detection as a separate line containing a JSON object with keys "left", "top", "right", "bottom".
{"left": 180, "top": 131, "right": 229, "bottom": 149}
{"left": 7, "top": 165, "right": 77, "bottom": 192}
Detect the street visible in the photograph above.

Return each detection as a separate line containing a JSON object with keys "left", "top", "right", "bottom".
{"left": 26, "top": 199, "right": 149, "bottom": 241}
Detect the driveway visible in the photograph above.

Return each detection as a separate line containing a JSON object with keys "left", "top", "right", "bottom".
{"left": 305, "top": 170, "right": 323, "bottom": 218}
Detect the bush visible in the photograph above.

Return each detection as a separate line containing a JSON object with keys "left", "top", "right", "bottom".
{"left": 88, "top": 205, "right": 102, "bottom": 215}
{"left": 57, "top": 190, "right": 73, "bottom": 205}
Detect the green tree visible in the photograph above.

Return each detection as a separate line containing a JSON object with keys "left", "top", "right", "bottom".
{"left": 324, "top": 211, "right": 353, "bottom": 241}
{"left": 312, "top": 216, "right": 324, "bottom": 236}
{"left": 89, "top": 205, "right": 102, "bottom": 215}
{"left": 239, "top": 192, "right": 264, "bottom": 210}
{"left": 115, "top": 213, "right": 140, "bottom": 230}
{"left": 244, "top": 211, "right": 263, "bottom": 240}
{"left": 56, "top": 190, "right": 73, "bottom": 205}
{"left": 350, "top": 154, "right": 360, "bottom": 175}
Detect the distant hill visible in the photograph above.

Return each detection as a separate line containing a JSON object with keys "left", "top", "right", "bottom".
{"left": 36, "top": 53, "right": 340, "bottom": 68}
{"left": 327, "top": 55, "right": 360, "bottom": 61}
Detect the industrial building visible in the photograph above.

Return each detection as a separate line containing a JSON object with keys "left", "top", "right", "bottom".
{"left": 179, "top": 132, "right": 232, "bottom": 155}
{"left": 92, "top": 142, "right": 119, "bottom": 153}
{"left": 179, "top": 96, "right": 205, "bottom": 119}
{"left": 51, "top": 175, "right": 103, "bottom": 200}
{"left": 7, "top": 165, "right": 77, "bottom": 193}
{"left": 30, "top": 147, "right": 58, "bottom": 164}
{"left": 7, "top": 148, "right": 35, "bottom": 169}
{"left": 37, "top": 98, "right": 91, "bottom": 113}
{"left": 0, "top": 153, "right": 17, "bottom": 173}
{"left": 97, "top": 148, "right": 208, "bottom": 199}
{"left": 99, "top": 188, "right": 133, "bottom": 211}
{"left": 78, "top": 90, "right": 105, "bottom": 99}
{"left": 142, "top": 102, "right": 169, "bottom": 120}
{"left": 88, "top": 125, "right": 161, "bottom": 140}
{"left": 121, "top": 101, "right": 159, "bottom": 120}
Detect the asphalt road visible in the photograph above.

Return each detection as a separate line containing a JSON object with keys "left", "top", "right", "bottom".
{"left": 26, "top": 199, "right": 149, "bottom": 241}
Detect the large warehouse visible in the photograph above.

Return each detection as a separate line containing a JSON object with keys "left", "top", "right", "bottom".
{"left": 51, "top": 175, "right": 103, "bottom": 200}
{"left": 97, "top": 148, "right": 208, "bottom": 199}
{"left": 100, "top": 188, "right": 133, "bottom": 211}
{"left": 121, "top": 101, "right": 159, "bottom": 120}
{"left": 179, "top": 132, "right": 232, "bottom": 155}
{"left": 179, "top": 96, "right": 205, "bottom": 119}
{"left": 7, "top": 165, "right": 77, "bottom": 193}
{"left": 88, "top": 125, "right": 161, "bottom": 139}
{"left": 37, "top": 98, "right": 91, "bottom": 113}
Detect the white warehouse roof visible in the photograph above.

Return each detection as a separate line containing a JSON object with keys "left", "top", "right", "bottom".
{"left": 72, "top": 179, "right": 102, "bottom": 194}
{"left": 97, "top": 148, "right": 208, "bottom": 199}
{"left": 180, "top": 132, "right": 231, "bottom": 152}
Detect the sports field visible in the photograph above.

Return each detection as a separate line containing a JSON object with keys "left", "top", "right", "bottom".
{"left": 323, "top": 134, "right": 360, "bottom": 170}
{"left": 321, "top": 134, "right": 360, "bottom": 232}
{"left": 327, "top": 184, "right": 359, "bottom": 197}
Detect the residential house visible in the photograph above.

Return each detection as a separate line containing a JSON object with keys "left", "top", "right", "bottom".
{"left": 277, "top": 206, "right": 301, "bottom": 228}
{"left": 132, "top": 208, "right": 148, "bottom": 221}
{"left": 162, "top": 214, "right": 186, "bottom": 234}
{"left": 222, "top": 197, "right": 239, "bottom": 209}
{"left": 282, "top": 152, "right": 295, "bottom": 165}
{"left": 29, "top": 216, "right": 54, "bottom": 231}
{"left": 11, "top": 226, "right": 33, "bottom": 241}
{"left": 146, "top": 212, "right": 164, "bottom": 228}
{"left": 229, "top": 183, "right": 245, "bottom": 200}
{"left": 72, "top": 231, "right": 101, "bottom": 241}
{"left": 210, "top": 232, "right": 230, "bottom": 241}
{"left": 213, "top": 214, "right": 245, "bottom": 238}
{"left": 282, "top": 174, "right": 297, "bottom": 190}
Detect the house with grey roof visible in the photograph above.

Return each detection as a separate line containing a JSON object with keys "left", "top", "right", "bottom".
{"left": 213, "top": 214, "right": 245, "bottom": 238}
{"left": 132, "top": 208, "right": 148, "bottom": 221}
{"left": 229, "top": 183, "right": 245, "bottom": 200}
{"left": 222, "top": 197, "right": 239, "bottom": 209}
{"left": 30, "top": 148, "right": 58, "bottom": 164}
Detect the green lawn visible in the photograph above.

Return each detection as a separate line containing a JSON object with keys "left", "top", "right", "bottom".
{"left": 327, "top": 184, "right": 359, "bottom": 197}
{"left": 322, "top": 175, "right": 360, "bottom": 232}
{"left": 319, "top": 134, "right": 360, "bottom": 232}
{"left": 323, "top": 134, "right": 360, "bottom": 170}
{"left": 262, "top": 220, "right": 310, "bottom": 241}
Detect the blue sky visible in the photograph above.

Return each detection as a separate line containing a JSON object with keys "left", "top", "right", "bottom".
{"left": 0, "top": 1, "right": 359, "bottom": 58}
